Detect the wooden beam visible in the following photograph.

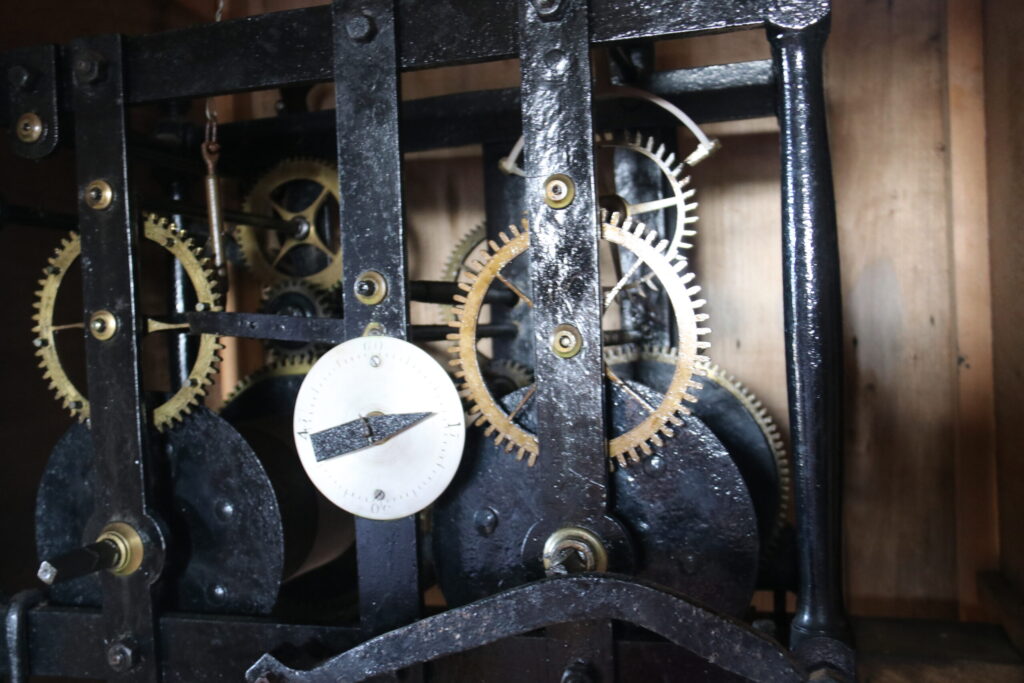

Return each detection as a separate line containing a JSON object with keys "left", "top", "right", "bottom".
{"left": 946, "top": 0, "right": 999, "bottom": 621}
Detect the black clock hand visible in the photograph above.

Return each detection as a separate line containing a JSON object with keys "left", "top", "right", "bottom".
{"left": 312, "top": 412, "right": 434, "bottom": 462}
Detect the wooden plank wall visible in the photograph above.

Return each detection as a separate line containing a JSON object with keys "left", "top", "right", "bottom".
{"left": 983, "top": 0, "right": 1024, "bottom": 601}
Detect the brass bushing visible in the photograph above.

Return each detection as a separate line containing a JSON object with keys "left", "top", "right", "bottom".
{"left": 97, "top": 522, "right": 144, "bottom": 576}
{"left": 84, "top": 179, "right": 113, "bottom": 210}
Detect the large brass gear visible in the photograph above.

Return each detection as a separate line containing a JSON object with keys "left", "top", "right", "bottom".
{"left": 32, "top": 214, "right": 222, "bottom": 431}
{"left": 449, "top": 216, "right": 709, "bottom": 467}
{"left": 236, "top": 158, "right": 342, "bottom": 289}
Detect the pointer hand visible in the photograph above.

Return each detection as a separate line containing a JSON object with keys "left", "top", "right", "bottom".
{"left": 312, "top": 412, "right": 434, "bottom": 462}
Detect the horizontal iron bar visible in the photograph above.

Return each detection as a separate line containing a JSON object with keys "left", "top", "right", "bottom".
{"left": 23, "top": 606, "right": 361, "bottom": 680}
{"left": 409, "top": 280, "right": 518, "bottom": 307}
{"left": 146, "top": 200, "right": 301, "bottom": 236}
{"left": 187, "top": 311, "right": 347, "bottom": 343}
{"left": 185, "top": 312, "right": 516, "bottom": 344}
{"left": 215, "top": 60, "right": 775, "bottom": 164}
{"left": 117, "top": 1, "right": 788, "bottom": 104}
{"left": 409, "top": 323, "right": 517, "bottom": 342}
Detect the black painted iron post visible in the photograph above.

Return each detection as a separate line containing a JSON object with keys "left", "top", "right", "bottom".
{"left": 71, "top": 35, "right": 166, "bottom": 682}
{"left": 518, "top": 0, "right": 614, "bottom": 678}
{"left": 767, "top": 4, "right": 851, "bottom": 655}
{"left": 331, "top": 0, "right": 421, "bottom": 638}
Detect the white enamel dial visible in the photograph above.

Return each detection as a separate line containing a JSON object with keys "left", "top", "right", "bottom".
{"left": 293, "top": 336, "right": 466, "bottom": 520}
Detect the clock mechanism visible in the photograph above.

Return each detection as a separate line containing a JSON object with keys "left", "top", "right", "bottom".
{"left": 6, "top": 1, "right": 851, "bottom": 681}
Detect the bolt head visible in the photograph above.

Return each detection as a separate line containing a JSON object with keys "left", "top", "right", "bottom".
{"left": 73, "top": 53, "right": 104, "bottom": 85}
{"left": 8, "top": 64, "right": 33, "bottom": 91}
{"left": 346, "top": 13, "right": 377, "bottom": 42}
{"left": 106, "top": 642, "right": 136, "bottom": 672}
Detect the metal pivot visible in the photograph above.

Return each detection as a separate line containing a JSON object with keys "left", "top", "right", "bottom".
{"left": 331, "top": 0, "right": 420, "bottom": 639}
{"left": 70, "top": 34, "right": 165, "bottom": 682}
{"left": 767, "top": 9, "right": 851, "bottom": 656}
{"left": 518, "top": 0, "right": 613, "bottom": 678}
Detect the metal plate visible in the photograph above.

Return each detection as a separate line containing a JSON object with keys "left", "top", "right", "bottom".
{"left": 433, "top": 380, "right": 758, "bottom": 616}
{"left": 35, "top": 408, "right": 285, "bottom": 615}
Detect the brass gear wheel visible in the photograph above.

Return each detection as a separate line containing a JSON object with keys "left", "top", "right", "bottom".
{"left": 596, "top": 130, "right": 699, "bottom": 258}
{"left": 236, "top": 158, "right": 341, "bottom": 289}
{"left": 634, "top": 347, "right": 791, "bottom": 549}
{"left": 260, "top": 279, "right": 336, "bottom": 360}
{"left": 441, "top": 223, "right": 488, "bottom": 283}
{"left": 32, "top": 214, "right": 222, "bottom": 431}
{"left": 449, "top": 216, "right": 709, "bottom": 467}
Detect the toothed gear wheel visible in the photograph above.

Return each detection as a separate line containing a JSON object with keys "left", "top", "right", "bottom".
{"left": 449, "top": 216, "right": 709, "bottom": 467}
{"left": 236, "top": 158, "right": 342, "bottom": 289}
{"left": 260, "top": 279, "right": 336, "bottom": 360}
{"left": 597, "top": 130, "right": 699, "bottom": 261}
{"left": 483, "top": 358, "right": 535, "bottom": 398}
{"left": 32, "top": 214, "right": 222, "bottom": 431}
{"left": 612, "top": 346, "right": 791, "bottom": 551}
{"left": 441, "top": 223, "right": 488, "bottom": 283}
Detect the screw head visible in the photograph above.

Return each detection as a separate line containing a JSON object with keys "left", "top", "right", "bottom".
{"left": 84, "top": 179, "right": 113, "bottom": 210}
{"left": 346, "top": 12, "right": 377, "bottom": 42}
{"left": 373, "top": 489, "right": 386, "bottom": 501}
{"left": 106, "top": 641, "right": 136, "bottom": 672}
{"left": 16, "top": 112, "right": 44, "bottom": 143}
{"left": 543, "top": 173, "right": 575, "bottom": 209}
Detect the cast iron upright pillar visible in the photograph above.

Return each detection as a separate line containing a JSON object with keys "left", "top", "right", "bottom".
{"left": 767, "top": 3, "right": 853, "bottom": 674}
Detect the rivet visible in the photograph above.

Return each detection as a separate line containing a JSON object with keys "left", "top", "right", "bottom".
{"left": 474, "top": 507, "right": 499, "bottom": 536}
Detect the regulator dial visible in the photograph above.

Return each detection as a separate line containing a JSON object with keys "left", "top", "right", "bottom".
{"left": 293, "top": 336, "right": 466, "bottom": 520}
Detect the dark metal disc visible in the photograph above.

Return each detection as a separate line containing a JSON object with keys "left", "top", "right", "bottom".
{"left": 614, "top": 356, "right": 786, "bottom": 548}
{"left": 432, "top": 380, "right": 758, "bottom": 615}
{"left": 35, "top": 407, "right": 286, "bottom": 615}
